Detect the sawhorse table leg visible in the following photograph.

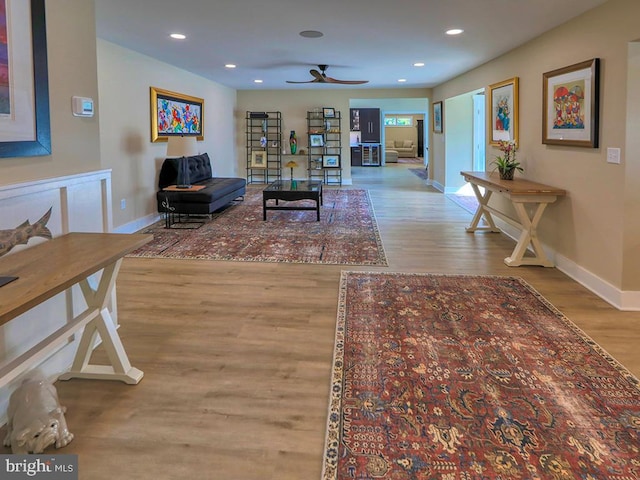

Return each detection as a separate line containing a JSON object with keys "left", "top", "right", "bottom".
{"left": 466, "top": 183, "right": 500, "bottom": 233}
{"left": 59, "top": 259, "right": 143, "bottom": 384}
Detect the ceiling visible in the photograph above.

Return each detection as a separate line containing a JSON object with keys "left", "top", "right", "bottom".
{"left": 94, "top": 0, "right": 607, "bottom": 91}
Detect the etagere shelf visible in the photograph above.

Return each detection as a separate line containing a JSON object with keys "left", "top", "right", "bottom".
{"left": 307, "top": 109, "right": 342, "bottom": 185}
{"left": 245, "top": 111, "right": 282, "bottom": 184}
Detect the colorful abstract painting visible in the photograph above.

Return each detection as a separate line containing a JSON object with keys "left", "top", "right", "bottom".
{"left": 542, "top": 59, "right": 599, "bottom": 147}
{"left": 489, "top": 77, "right": 518, "bottom": 145}
{"left": 156, "top": 96, "right": 201, "bottom": 135}
{"left": 0, "top": 0, "right": 10, "bottom": 115}
{"left": 150, "top": 87, "right": 204, "bottom": 141}
{"left": 552, "top": 80, "right": 585, "bottom": 129}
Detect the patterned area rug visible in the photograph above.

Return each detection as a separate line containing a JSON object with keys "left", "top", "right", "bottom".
{"left": 398, "top": 157, "right": 424, "bottom": 164}
{"left": 323, "top": 272, "right": 640, "bottom": 479}
{"left": 408, "top": 168, "right": 428, "bottom": 181}
{"left": 447, "top": 194, "right": 479, "bottom": 214}
{"left": 129, "top": 188, "right": 387, "bottom": 265}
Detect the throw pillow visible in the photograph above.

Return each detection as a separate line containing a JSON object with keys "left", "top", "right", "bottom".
{"left": 403, "top": 140, "right": 413, "bottom": 148}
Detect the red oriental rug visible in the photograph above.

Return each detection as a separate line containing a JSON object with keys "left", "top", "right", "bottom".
{"left": 323, "top": 272, "right": 640, "bottom": 479}
{"left": 129, "top": 188, "right": 387, "bottom": 265}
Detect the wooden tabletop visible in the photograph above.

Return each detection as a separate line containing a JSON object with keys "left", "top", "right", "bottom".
{"left": 0, "top": 232, "right": 152, "bottom": 325}
{"left": 461, "top": 171, "right": 566, "bottom": 196}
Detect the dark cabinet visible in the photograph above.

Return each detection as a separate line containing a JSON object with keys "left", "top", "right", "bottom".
{"left": 350, "top": 108, "right": 380, "bottom": 143}
{"left": 351, "top": 146, "right": 362, "bottom": 166}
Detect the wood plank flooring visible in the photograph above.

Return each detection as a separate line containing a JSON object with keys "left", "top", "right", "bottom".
{"left": 2, "top": 163, "right": 639, "bottom": 478}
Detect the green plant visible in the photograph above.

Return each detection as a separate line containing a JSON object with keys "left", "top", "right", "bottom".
{"left": 491, "top": 140, "right": 522, "bottom": 177}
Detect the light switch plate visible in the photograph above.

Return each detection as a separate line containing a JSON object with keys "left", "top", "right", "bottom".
{"left": 607, "top": 147, "right": 621, "bottom": 164}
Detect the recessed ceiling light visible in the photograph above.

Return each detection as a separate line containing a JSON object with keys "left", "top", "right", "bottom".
{"left": 398, "top": 79, "right": 407, "bottom": 83}
{"left": 299, "top": 30, "right": 324, "bottom": 38}
{"left": 446, "top": 28, "right": 464, "bottom": 35}
{"left": 254, "top": 79, "right": 263, "bottom": 84}
{"left": 170, "top": 33, "right": 186, "bottom": 40}
{"left": 225, "top": 64, "right": 236, "bottom": 69}
{"left": 413, "top": 62, "right": 425, "bottom": 67}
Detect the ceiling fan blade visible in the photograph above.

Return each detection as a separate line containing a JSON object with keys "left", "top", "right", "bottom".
{"left": 324, "top": 76, "right": 369, "bottom": 85}
{"left": 310, "top": 69, "right": 325, "bottom": 81}
{"left": 287, "top": 65, "right": 368, "bottom": 85}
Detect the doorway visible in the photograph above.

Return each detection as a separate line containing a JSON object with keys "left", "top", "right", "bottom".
{"left": 472, "top": 93, "right": 486, "bottom": 171}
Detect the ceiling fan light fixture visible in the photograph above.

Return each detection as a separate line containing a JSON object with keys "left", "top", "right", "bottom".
{"left": 286, "top": 64, "right": 368, "bottom": 85}
{"left": 413, "top": 62, "right": 425, "bottom": 67}
{"left": 299, "top": 30, "right": 324, "bottom": 38}
{"left": 169, "top": 33, "right": 186, "bottom": 40}
{"left": 398, "top": 79, "right": 407, "bottom": 83}
{"left": 224, "top": 64, "right": 236, "bottom": 69}
{"left": 446, "top": 28, "right": 464, "bottom": 35}
{"left": 254, "top": 79, "right": 263, "bottom": 84}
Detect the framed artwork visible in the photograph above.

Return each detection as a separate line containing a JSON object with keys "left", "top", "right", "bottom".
{"left": 542, "top": 58, "right": 600, "bottom": 148}
{"left": 432, "top": 101, "right": 443, "bottom": 133}
{"left": 322, "top": 154, "right": 340, "bottom": 168}
{"left": 150, "top": 87, "right": 204, "bottom": 142}
{"left": 323, "top": 107, "right": 335, "bottom": 118}
{"left": 250, "top": 150, "right": 267, "bottom": 168}
{"left": 488, "top": 77, "right": 519, "bottom": 146}
{"left": 309, "top": 134, "right": 324, "bottom": 147}
{"left": 0, "top": 0, "right": 51, "bottom": 158}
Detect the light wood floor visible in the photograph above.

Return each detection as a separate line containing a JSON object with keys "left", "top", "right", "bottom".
{"left": 3, "top": 163, "right": 639, "bottom": 478}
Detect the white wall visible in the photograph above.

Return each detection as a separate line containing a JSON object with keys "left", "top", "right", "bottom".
{"left": 0, "top": 0, "right": 101, "bottom": 186}
{"left": 236, "top": 90, "right": 430, "bottom": 183}
{"left": 432, "top": 0, "right": 640, "bottom": 299}
{"left": 0, "top": 171, "right": 113, "bottom": 423}
{"left": 97, "top": 40, "right": 238, "bottom": 232}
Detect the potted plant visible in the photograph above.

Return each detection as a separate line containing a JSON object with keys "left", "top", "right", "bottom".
{"left": 491, "top": 140, "right": 522, "bottom": 180}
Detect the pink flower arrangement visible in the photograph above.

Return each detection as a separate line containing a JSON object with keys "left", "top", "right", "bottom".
{"left": 492, "top": 140, "right": 522, "bottom": 178}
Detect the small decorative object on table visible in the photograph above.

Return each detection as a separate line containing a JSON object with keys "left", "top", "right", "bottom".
{"left": 4, "top": 374, "right": 74, "bottom": 454}
{"left": 289, "top": 130, "right": 297, "bottom": 154}
{"left": 491, "top": 140, "right": 522, "bottom": 180}
{"left": 286, "top": 160, "right": 298, "bottom": 188}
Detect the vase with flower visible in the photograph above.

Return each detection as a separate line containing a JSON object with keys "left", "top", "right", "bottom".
{"left": 491, "top": 140, "right": 522, "bottom": 180}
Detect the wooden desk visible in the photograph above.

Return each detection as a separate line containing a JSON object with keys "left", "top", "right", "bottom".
{"left": 0, "top": 232, "right": 152, "bottom": 388}
{"left": 460, "top": 171, "right": 566, "bottom": 267}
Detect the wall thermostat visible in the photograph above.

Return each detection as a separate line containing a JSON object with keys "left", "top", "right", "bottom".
{"left": 72, "top": 96, "right": 94, "bottom": 117}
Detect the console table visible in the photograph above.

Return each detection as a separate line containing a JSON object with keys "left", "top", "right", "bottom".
{"left": 460, "top": 171, "right": 566, "bottom": 267}
{"left": 0, "top": 232, "right": 152, "bottom": 388}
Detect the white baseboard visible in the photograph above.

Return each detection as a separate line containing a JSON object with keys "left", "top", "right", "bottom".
{"left": 493, "top": 218, "right": 640, "bottom": 311}
{"left": 430, "top": 180, "right": 444, "bottom": 192}
{"left": 114, "top": 213, "right": 160, "bottom": 234}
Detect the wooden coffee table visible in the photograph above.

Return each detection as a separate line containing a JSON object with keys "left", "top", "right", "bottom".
{"left": 262, "top": 180, "right": 323, "bottom": 221}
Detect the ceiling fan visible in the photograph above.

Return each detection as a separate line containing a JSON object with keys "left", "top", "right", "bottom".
{"left": 286, "top": 64, "right": 368, "bottom": 85}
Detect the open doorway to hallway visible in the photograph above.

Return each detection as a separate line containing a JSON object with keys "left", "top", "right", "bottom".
{"left": 473, "top": 93, "right": 486, "bottom": 171}
{"left": 384, "top": 112, "right": 426, "bottom": 166}
{"left": 348, "top": 98, "right": 429, "bottom": 186}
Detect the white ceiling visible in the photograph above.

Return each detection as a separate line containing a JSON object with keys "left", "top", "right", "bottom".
{"left": 94, "top": 0, "right": 607, "bottom": 91}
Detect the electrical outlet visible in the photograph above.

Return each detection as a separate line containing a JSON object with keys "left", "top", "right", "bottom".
{"left": 607, "top": 147, "right": 621, "bottom": 164}
{"left": 120, "top": 198, "right": 126, "bottom": 210}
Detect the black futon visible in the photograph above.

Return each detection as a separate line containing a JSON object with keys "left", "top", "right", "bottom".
{"left": 156, "top": 153, "right": 246, "bottom": 215}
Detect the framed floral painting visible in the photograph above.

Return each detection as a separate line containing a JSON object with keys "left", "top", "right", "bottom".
{"left": 542, "top": 58, "right": 600, "bottom": 148}
{"left": 488, "top": 77, "right": 519, "bottom": 146}
{"left": 432, "top": 101, "right": 443, "bottom": 133}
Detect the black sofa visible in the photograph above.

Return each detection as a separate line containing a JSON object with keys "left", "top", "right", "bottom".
{"left": 156, "top": 153, "right": 246, "bottom": 215}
